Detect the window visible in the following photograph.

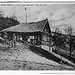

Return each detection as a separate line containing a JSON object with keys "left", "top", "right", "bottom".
{"left": 45, "top": 29, "right": 47, "bottom": 31}
{"left": 29, "top": 36, "right": 34, "bottom": 39}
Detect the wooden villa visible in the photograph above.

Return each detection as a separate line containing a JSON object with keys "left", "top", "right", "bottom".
{"left": 1, "top": 18, "right": 52, "bottom": 47}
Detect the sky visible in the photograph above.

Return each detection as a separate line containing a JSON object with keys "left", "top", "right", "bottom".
{"left": 0, "top": 3, "right": 75, "bottom": 33}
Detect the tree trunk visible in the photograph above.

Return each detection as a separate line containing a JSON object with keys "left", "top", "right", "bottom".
{"left": 70, "top": 46, "right": 71, "bottom": 58}
{"left": 69, "top": 35, "right": 71, "bottom": 58}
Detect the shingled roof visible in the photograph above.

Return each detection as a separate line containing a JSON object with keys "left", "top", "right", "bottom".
{"left": 2, "top": 19, "right": 49, "bottom": 33}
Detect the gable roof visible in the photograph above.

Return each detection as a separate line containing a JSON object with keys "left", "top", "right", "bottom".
{"left": 1, "top": 19, "right": 49, "bottom": 33}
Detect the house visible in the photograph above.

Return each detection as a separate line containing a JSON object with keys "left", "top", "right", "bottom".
{"left": 1, "top": 18, "right": 52, "bottom": 46}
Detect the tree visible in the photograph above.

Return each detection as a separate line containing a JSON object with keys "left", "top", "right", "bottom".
{"left": 0, "top": 16, "right": 19, "bottom": 30}
{"left": 55, "top": 28, "right": 61, "bottom": 33}
{"left": 0, "top": 10, "right": 19, "bottom": 31}
{"left": 11, "top": 13, "right": 17, "bottom": 20}
{"left": 52, "top": 28, "right": 65, "bottom": 50}
{"left": 0, "top": 10, "right": 4, "bottom": 17}
{"left": 64, "top": 25, "right": 75, "bottom": 58}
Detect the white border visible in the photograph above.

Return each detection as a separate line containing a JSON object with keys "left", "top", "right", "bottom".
{"left": 0, "top": 0, "right": 75, "bottom": 75}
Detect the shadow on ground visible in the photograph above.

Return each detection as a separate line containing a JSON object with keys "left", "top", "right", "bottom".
{"left": 30, "top": 45, "right": 75, "bottom": 67}
{"left": 30, "top": 45, "right": 61, "bottom": 63}
{"left": 53, "top": 49, "right": 75, "bottom": 64}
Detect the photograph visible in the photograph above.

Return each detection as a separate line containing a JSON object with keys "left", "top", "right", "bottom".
{"left": 0, "top": 1, "right": 74, "bottom": 71}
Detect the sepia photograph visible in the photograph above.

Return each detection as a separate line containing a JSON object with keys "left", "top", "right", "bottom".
{"left": 0, "top": 1, "right": 75, "bottom": 71}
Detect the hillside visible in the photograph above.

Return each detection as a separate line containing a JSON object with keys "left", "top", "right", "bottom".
{"left": 0, "top": 42, "right": 74, "bottom": 70}
{"left": 0, "top": 17, "right": 19, "bottom": 30}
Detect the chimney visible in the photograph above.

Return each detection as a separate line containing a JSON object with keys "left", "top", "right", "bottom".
{"left": 25, "top": 7, "right": 27, "bottom": 23}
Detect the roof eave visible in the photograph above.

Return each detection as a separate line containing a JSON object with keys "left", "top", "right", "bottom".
{"left": 41, "top": 18, "right": 48, "bottom": 32}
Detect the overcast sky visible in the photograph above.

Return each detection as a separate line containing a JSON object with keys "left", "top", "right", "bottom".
{"left": 0, "top": 3, "right": 75, "bottom": 32}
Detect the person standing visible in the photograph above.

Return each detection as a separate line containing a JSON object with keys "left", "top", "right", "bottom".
{"left": 13, "top": 33, "right": 16, "bottom": 48}
{"left": 4, "top": 30, "right": 8, "bottom": 44}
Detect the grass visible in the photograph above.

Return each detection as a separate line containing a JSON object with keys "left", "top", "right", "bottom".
{"left": 0, "top": 58, "right": 70, "bottom": 70}
{"left": 0, "top": 42, "right": 74, "bottom": 70}
{"left": 30, "top": 45, "right": 75, "bottom": 67}
{"left": 30, "top": 45, "right": 61, "bottom": 63}
{"left": 52, "top": 48, "right": 75, "bottom": 64}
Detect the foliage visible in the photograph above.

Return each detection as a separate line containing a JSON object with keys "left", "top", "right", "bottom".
{"left": 0, "top": 10, "right": 19, "bottom": 30}
{"left": 0, "top": 17, "right": 19, "bottom": 30}
{"left": 52, "top": 28, "right": 66, "bottom": 48}
{"left": 52, "top": 26, "right": 75, "bottom": 58}
{"left": 52, "top": 33, "right": 66, "bottom": 48}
